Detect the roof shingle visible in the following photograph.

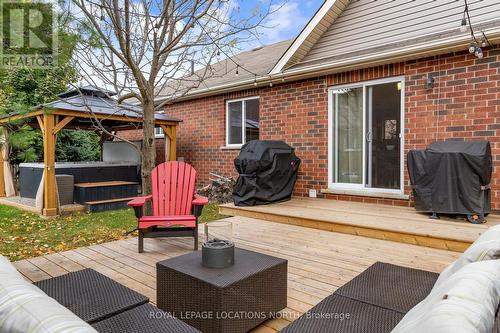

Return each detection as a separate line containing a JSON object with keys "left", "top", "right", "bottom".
{"left": 157, "top": 39, "right": 292, "bottom": 100}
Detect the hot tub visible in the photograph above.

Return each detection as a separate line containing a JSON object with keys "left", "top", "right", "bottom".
{"left": 19, "top": 162, "right": 140, "bottom": 199}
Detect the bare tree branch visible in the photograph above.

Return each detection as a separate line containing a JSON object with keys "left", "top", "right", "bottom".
{"left": 68, "top": 0, "right": 276, "bottom": 196}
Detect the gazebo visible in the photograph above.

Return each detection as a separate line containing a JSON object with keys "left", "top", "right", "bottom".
{"left": 0, "top": 86, "right": 181, "bottom": 216}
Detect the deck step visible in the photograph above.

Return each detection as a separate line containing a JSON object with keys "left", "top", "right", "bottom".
{"left": 220, "top": 197, "right": 500, "bottom": 253}
{"left": 74, "top": 181, "right": 138, "bottom": 188}
{"left": 84, "top": 197, "right": 135, "bottom": 213}
{"left": 74, "top": 182, "right": 139, "bottom": 204}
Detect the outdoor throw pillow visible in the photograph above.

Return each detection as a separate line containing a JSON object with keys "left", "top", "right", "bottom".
{"left": 434, "top": 224, "right": 500, "bottom": 287}
{"left": 391, "top": 260, "right": 500, "bottom": 333}
{"left": 0, "top": 255, "right": 97, "bottom": 333}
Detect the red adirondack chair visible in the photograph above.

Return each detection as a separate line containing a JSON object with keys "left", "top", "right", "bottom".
{"left": 127, "top": 161, "right": 208, "bottom": 253}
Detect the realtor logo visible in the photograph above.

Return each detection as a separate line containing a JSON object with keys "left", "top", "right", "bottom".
{"left": 0, "top": 0, "right": 57, "bottom": 68}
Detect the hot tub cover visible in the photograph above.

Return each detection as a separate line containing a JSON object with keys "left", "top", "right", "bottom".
{"left": 407, "top": 140, "right": 492, "bottom": 215}
{"left": 233, "top": 140, "right": 301, "bottom": 206}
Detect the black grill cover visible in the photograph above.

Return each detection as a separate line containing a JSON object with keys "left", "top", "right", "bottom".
{"left": 407, "top": 141, "right": 492, "bottom": 215}
{"left": 233, "top": 140, "right": 301, "bottom": 206}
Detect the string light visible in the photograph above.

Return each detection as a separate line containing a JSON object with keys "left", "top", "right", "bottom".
{"left": 460, "top": 0, "right": 493, "bottom": 59}
{"left": 81, "top": 0, "right": 283, "bottom": 87}
{"left": 460, "top": 17, "right": 467, "bottom": 33}
{"left": 481, "top": 33, "right": 487, "bottom": 47}
{"left": 468, "top": 41, "right": 476, "bottom": 54}
{"left": 192, "top": 20, "right": 288, "bottom": 86}
{"left": 190, "top": 18, "right": 274, "bottom": 83}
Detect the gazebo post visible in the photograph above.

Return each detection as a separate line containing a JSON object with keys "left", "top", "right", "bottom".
{"left": 0, "top": 144, "right": 5, "bottom": 198}
{"left": 169, "top": 126, "right": 177, "bottom": 161}
{"left": 160, "top": 125, "right": 177, "bottom": 161}
{"left": 42, "top": 113, "right": 58, "bottom": 216}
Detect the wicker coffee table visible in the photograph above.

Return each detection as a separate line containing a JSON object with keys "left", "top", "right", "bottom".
{"left": 157, "top": 248, "right": 287, "bottom": 333}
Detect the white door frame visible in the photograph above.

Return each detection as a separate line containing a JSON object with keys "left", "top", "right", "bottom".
{"left": 327, "top": 76, "right": 405, "bottom": 195}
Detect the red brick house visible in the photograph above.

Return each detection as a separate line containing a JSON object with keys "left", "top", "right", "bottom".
{"left": 121, "top": 0, "right": 500, "bottom": 211}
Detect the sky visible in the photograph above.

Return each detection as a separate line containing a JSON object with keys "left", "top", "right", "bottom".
{"left": 241, "top": 0, "right": 324, "bottom": 46}
{"left": 73, "top": 0, "right": 325, "bottom": 89}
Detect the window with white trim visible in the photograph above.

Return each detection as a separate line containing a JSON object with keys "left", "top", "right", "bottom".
{"left": 226, "top": 97, "right": 259, "bottom": 146}
{"left": 154, "top": 127, "right": 164, "bottom": 138}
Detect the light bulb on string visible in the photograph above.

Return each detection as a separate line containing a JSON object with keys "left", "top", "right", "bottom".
{"left": 460, "top": 18, "right": 467, "bottom": 32}
{"left": 469, "top": 43, "right": 476, "bottom": 54}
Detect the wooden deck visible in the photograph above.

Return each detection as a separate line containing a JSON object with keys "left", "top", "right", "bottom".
{"left": 13, "top": 216, "right": 460, "bottom": 332}
{"left": 220, "top": 197, "right": 500, "bottom": 252}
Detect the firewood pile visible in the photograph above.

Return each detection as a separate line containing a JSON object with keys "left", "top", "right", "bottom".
{"left": 198, "top": 173, "right": 236, "bottom": 203}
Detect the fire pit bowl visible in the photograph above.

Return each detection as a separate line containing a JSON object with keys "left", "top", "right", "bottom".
{"left": 202, "top": 239, "right": 235, "bottom": 268}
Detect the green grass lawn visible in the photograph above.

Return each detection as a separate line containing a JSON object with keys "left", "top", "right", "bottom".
{"left": 0, "top": 203, "right": 225, "bottom": 261}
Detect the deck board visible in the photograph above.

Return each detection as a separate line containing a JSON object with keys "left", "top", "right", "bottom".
{"left": 220, "top": 197, "right": 500, "bottom": 252}
{"left": 14, "top": 216, "right": 460, "bottom": 332}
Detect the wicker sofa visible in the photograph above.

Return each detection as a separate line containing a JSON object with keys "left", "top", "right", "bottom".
{"left": 36, "top": 268, "right": 202, "bottom": 332}
{"left": 0, "top": 259, "right": 200, "bottom": 333}
{"left": 280, "top": 261, "right": 500, "bottom": 333}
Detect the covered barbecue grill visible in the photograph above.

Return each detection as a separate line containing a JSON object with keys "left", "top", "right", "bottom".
{"left": 407, "top": 141, "right": 492, "bottom": 223}
{"left": 233, "top": 140, "right": 301, "bottom": 206}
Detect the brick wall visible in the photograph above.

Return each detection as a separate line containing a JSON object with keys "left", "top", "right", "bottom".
{"left": 121, "top": 48, "right": 500, "bottom": 211}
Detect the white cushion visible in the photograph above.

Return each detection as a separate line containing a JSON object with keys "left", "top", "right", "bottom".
{"left": 0, "top": 256, "right": 97, "bottom": 333}
{"left": 391, "top": 260, "right": 500, "bottom": 333}
{"left": 434, "top": 224, "right": 500, "bottom": 287}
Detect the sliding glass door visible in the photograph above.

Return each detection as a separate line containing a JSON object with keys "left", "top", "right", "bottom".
{"left": 329, "top": 78, "right": 404, "bottom": 193}
{"left": 332, "top": 87, "right": 363, "bottom": 185}
{"left": 366, "top": 82, "right": 402, "bottom": 190}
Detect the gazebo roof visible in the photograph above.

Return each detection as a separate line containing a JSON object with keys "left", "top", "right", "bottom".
{"left": 58, "top": 85, "right": 118, "bottom": 98}
{"left": 0, "top": 86, "right": 181, "bottom": 129}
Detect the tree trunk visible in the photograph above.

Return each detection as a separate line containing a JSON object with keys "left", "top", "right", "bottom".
{"left": 141, "top": 97, "right": 156, "bottom": 204}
